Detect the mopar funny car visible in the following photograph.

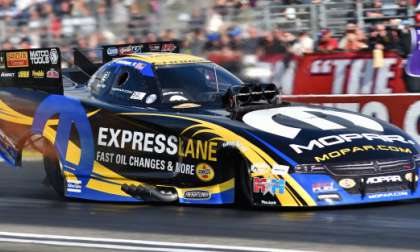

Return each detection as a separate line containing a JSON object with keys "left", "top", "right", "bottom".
{"left": 0, "top": 41, "right": 418, "bottom": 207}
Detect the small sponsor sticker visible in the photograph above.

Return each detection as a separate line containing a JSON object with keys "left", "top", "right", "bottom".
{"left": 196, "top": 163, "right": 215, "bottom": 182}
{"left": 338, "top": 178, "right": 356, "bottom": 189}
{"left": 18, "top": 71, "right": 29, "bottom": 78}
{"left": 30, "top": 50, "right": 50, "bottom": 65}
{"left": 312, "top": 182, "right": 336, "bottom": 193}
{"left": 367, "top": 191, "right": 408, "bottom": 199}
{"left": 46, "top": 69, "right": 59, "bottom": 79}
{"left": 271, "top": 165, "right": 289, "bottom": 175}
{"left": 253, "top": 178, "right": 285, "bottom": 195}
{"left": 145, "top": 94, "right": 157, "bottom": 104}
{"left": 6, "top": 51, "right": 29, "bottom": 68}
{"left": 161, "top": 43, "right": 177, "bottom": 52}
{"left": 32, "top": 70, "right": 45, "bottom": 78}
{"left": 169, "top": 95, "right": 188, "bottom": 102}
{"left": 184, "top": 190, "right": 211, "bottom": 200}
{"left": 49, "top": 48, "right": 59, "bottom": 64}
{"left": 0, "top": 72, "right": 15, "bottom": 78}
{"left": 107, "top": 47, "right": 118, "bottom": 56}
{"left": 130, "top": 91, "right": 146, "bottom": 101}
{"left": 66, "top": 179, "right": 82, "bottom": 193}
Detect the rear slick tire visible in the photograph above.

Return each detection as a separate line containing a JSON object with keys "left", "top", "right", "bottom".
{"left": 43, "top": 148, "right": 65, "bottom": 198}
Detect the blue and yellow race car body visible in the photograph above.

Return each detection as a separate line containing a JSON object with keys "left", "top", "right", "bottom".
{"left": 0, "top": 42, "right": 418, "bottom": 208}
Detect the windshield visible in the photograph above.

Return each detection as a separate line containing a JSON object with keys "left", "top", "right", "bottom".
{"left": 155, "top": 63, "right": 243, "bottom": 103}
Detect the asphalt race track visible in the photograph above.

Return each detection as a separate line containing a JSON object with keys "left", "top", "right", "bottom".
{"left": 0, "top": 160, "right": 420, "bottom": 251}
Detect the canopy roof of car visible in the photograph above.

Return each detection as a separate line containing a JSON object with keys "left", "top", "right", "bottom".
{"left": 126, "top": 52, "right": 211, "bottom": 66}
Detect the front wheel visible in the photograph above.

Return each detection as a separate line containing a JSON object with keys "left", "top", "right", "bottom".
{"left": 235, "top": 156, "right": 253, "bottom": 207}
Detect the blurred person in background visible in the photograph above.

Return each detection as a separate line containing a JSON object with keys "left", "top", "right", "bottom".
{"left": 184, "top": 28, "right": 206, "bottom": 56}
{"left": 290, "top": 31, "right": 314, "bottom": 55}
{"left": 368, "top": 23, "right": 398, "bottom": 51}
{"left": 342, "top": 33, "right": 368, "bottom": 51}
{"left": 257, "top": 28, "right": 288, "bottom": 58}
{"left": 317, "top": 28, "right": 338, "bottom": 52}
{"left": 241, "top": 25, "right": 260, "bottom": 54}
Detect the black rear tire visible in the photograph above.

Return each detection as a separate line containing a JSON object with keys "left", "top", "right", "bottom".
{"left": 43, "top": 147, "right": 65, "bottom": 197}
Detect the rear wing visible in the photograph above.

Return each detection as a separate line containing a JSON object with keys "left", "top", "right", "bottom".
{"left": 102, "top": 41, "right": 180, "bottom": 62}
{"left": 72, "top": 41, "right": 180, "bottom": 84}
{"left": 0, "top": 48, "right": 63, "bottom": 94}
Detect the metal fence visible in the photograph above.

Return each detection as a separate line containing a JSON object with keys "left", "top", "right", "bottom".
{"left": 0, "top": 1, "right": 415, "bottom": 47}
{"left": 218, "top": 1, "right": 415, "bottom": 39}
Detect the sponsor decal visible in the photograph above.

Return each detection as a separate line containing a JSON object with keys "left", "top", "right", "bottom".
{"left": 196, "top": 163, "right": 215, "bottom": 182}
{"left": 365, "top": 175, "right": 402, "bottom": 185}
{"left": 251, "top": 163, "right": 268, "bottom": 174}
{"left": 97, "top": 127, "right": 219, "bottom": 162}
{"left": 0, "top": 72, "right": 15, "bottom": 78}
{"left": 6, "top": 51, "right": 29, "bottom": 68}
{"left": 314, "top": 144, "right": 413, "bottom": 162}
{"left": 145, "top": 94, "right": 157, "bottom": 104}
{"left": 30, "top": 50, "right": 50, "bottom": 64}
{"left": 261, "top": 200, "right": 277, "bottom": 205}
{"left": 49, "top": 48, "right": 59, "bottom": 64}
{"left": 251, "top": 163, "right": 288, "bottom": 175}
{"left": 106, "top": 47, "right": 118, "bottom": 57}
{"left": 178, "top": 139, "right": 217, "bottom": 162}
{"left": 338, "top": 178, "right": 356, "bottom": 189}
{"left": 253, "top": 178, "right": 285, "bottom": 195}
{"left": 282, "top": 95, "right": 420, "bottom": 145}
{"left": 149, "top": 43, "right": 161, "bottom": 51}
{"left": 169, "top": 95, "right": 188, "bottom": 102}
{"left": 97, "top": 128, "right": 178, "bottom": 155}
{"left": 312, "top": 182, "right": 336, "bottom": 193}
{"left": 101, "top": 71, "right": 111, "bottom": 83}
{"left": 32, "top": 70, "right": 45, "bottom": 78}
{"left": 111, "top": 87, "right": 132, "bottom": 94}
{"left": 18, "top": 71, "right": 29, "bottom": 78}
{"left": 272, "top": 165, "right": 289, "bottom": 175}
{"left": 46, "top": 69, "right": 59, "bottom": 79}
{"left": 96, "top": 151, "right": 195, "bottom": 175}
{"left": 66, "top": 178, "right": 82, "bottom": 193}
{"left": 161, "top": 43, "right": 177, "bottom": 52}
{"left": 243, "top": 106, "right": 384, "bottom": 140}
{"left": 130, "top": 91, "right": 146, "bottom": 101}
{"left": 367, "top": 191, "right": 409, "bottom": 199}
{"left": 119, "top": 45, "right": 143, "bottom": 55}
{"left": 405, "top": 173, "right": 418, "bottom": 182}
{"left": 134, "top": 62, "right": 146, "bottom": 70}
{"left": 290, "top": 133, "right": 415, "bottom": 155}
{"left": 184, "top": 190, "right": 211, "bottom": 200}
{"left": 317, "top": 193, "right": 341, "bottom": 201}
{"left": 32, "top": 95, "right": 95, "bottom": 191}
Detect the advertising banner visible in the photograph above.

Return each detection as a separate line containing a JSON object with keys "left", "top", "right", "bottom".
{"left": 259, "top": 51, "right": 407, "bottom": 95}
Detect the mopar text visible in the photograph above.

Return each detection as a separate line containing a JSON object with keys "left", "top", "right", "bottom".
{"left": 290, "top": 133, "right": 415, "bottom": 154}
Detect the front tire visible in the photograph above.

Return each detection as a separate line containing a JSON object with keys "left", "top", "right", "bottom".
{"left": 234, "top": 156, "right": 253, "bottom": 207}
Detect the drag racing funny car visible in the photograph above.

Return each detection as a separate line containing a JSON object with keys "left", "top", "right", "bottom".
{"left": 0, "top": 41, "right": 418, "bottom": 208}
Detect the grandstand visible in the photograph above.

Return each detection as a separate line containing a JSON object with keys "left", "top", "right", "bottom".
{"left": 0, "top": 0, "right": 417, "bottom": 91}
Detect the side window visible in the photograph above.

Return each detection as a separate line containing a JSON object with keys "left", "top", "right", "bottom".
{"left": 89, "top": 64, "right": 117, "bottom": 97}
{"left": 109, "top": 65, "right": 157, "bottom": 105}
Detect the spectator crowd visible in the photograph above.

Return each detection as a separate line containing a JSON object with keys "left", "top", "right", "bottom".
{"left": 0, "top": 0, "right": 416, "bottom": 68}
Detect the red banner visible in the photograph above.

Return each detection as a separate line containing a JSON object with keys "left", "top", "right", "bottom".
{"left": 292, "top": 51, "right": 406, "bottom": 94}
{"left": 258, "top": 51, "right": 408, "bottom": 95}
{"left": 283, "top": 94, "right": 420, "bottom": 143}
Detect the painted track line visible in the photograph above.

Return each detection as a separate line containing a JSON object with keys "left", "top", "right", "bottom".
{"left": 0, "top": 232, "right": 317, "bottom": 252}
